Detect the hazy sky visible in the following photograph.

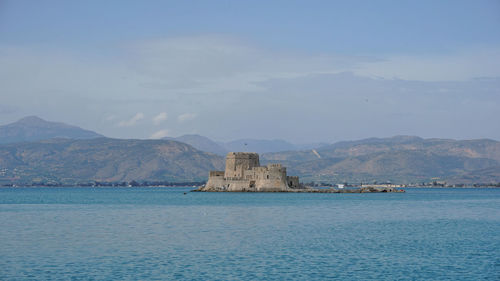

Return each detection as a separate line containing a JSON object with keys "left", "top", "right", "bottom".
{"left": 1, "top": 0, "right": 499, "bottom": 143}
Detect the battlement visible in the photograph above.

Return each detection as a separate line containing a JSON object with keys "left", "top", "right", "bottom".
{"left": 226, "top": 152, "right": 259, "bottom": 157}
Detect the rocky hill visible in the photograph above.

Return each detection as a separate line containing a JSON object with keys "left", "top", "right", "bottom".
{"left": 262, "top": 136, "right": 500, "bottom": 184}
{"left": 0, "top": 133, "right": 498, "bottom": 185}
{"left": 0, "top": 116, "right": 103, "bottom": 144}
{"left": 0, "top": 138, "right": 224, "bottom": 185}
{"left": 164, "top": 134, "right": 228, "bottom": 156}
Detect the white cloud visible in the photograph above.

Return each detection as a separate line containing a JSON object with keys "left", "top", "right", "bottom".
{"left": 117, "top": 112, "right": 144, "bottom": 127}
{"left": 149, "top": 129, "right": 169, "bottom": 139}
{"left": 152, "top": 112, "right": 168, "bottom": 125}
{"left": 177, "top": 113, "right": 197, "bottom": 122}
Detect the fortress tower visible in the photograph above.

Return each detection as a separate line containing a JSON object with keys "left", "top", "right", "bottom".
{"left": 224, "top": 152, "right": 260, "bottom": 178}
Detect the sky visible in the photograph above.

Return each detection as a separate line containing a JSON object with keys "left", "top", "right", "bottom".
{"left": 1, "top": 0, "right": 499, "bottom": 143}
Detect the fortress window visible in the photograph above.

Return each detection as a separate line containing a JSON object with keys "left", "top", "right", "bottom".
{"left": 267, "top": 175, "right": 269, "bottom": 179}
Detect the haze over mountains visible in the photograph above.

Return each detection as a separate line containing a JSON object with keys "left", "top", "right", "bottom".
{"left": 163, "top": 135, "right": 227, "bottom": 155}
{"left": 164, "top": 134, "right": 327, "bottom": 155}
{"left": 0, "top": 116, "right": 499, "bottom": 185}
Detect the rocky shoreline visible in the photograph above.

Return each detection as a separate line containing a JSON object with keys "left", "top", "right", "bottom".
{"left": 192, "top": 186, "right": 405, "bottom": 193}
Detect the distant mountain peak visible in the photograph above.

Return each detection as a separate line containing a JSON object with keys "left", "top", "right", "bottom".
{"left": 178, "top": 134, "right": 205, "bottom": 137}
{"left": 18, "top": 115, "right": 43, "bottom": 121}
{"left": 15, "top": 116, "right": 47, "bottom": 124}
{"left": 11, "top": 116, "right": 70, "bottom": 128}
{"left": 0, "top": 116, "right": 103, "bottom": 144}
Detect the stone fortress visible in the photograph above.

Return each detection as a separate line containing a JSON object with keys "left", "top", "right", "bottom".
{"left": 196, "top": 152, "right": 404, "bottom": 193}
{"left": 200, "top": 152, "right": 304, "bottom": 192}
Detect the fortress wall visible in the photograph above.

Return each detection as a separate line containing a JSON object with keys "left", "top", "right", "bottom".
{"left": 266, "top": 164, "right": 286, "bottom": 178}
{"left": 241, "top": 166, "right": 270, "bottom": 180}
{"left": 255, "top": 178, "right": 288, "bottom": 191}
{"left": 207, "top": 178, "right": 254, "bottom": 192}
{"left": 227, "top": 179, "right": 253, "bottom": 191}
{"left": 205, "top": 171, "right": 227, "bottom": 191}
{"left": 254, "top": 164, "right": 289, "bottom": 191}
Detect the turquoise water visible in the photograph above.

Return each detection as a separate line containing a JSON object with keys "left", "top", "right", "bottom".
{"left": 1, "top": 188, "right": 499, "bottom": 280}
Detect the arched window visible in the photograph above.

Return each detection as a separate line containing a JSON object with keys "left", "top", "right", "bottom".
{"left": 267, "top": 175, "right": 269, "bottom": 179}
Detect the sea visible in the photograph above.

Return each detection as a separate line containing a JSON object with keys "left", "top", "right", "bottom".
{"left": 0, "top": 187, "right": 499, "bottom": 280}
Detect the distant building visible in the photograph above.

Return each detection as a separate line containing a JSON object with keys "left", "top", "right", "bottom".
{"left": 201, "top": 152, "right": 302, "bottom": 192}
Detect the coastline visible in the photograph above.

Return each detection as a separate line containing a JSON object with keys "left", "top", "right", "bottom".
{"left": 193, "top": 186, "right": 405, "bottom": 193}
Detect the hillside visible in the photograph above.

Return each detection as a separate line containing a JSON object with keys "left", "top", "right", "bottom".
{"left": 164, "top": 134, "right": 228, "bottom": 155}
{"left": 262, "top": 136, "right": 500, "bottom": 184}
{"left": 0, "top": 134, "right": 498, "bottom": 185}
{"left": 0, "top": 138, "right": 224, "bottom": 185}
{"left": 315, "top": 136, "right": 500, "bottom": 161}
{"left": 0, "top": 116, "right": 103, "bottom": 144}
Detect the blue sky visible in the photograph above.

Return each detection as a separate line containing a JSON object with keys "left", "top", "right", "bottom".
{"left": 2, "top": 1, "right": 499, "bottom": 54}
{"left": 1, "top": 0, "right": 499, "bottom": 142}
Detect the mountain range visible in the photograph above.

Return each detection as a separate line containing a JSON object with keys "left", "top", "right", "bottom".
{"left": 164, "top": 135, "right": 327, "bottom": 155}
{"left": 0, "top": 138, "right": 223, "bottom": 185}
{"left": 0, "top": 116, "right": 102, "bottom": 144}
{"left": 261, "top": 136, "right": 500, "bottom": 184}
{"left": 0, "top": 116, "right": 499, "bottom": 185}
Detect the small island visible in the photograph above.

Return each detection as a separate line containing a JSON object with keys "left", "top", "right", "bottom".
{"left": 194, "top": 152, "right": 404, "bottom": 193}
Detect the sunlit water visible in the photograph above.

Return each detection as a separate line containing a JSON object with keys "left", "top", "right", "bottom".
{"left": 1, "top": 187, "right": 499, "bottom": 280}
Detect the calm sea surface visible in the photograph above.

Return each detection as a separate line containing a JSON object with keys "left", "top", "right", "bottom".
{"left": 1, "top": 187, "right": 499, "bottom": 280}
